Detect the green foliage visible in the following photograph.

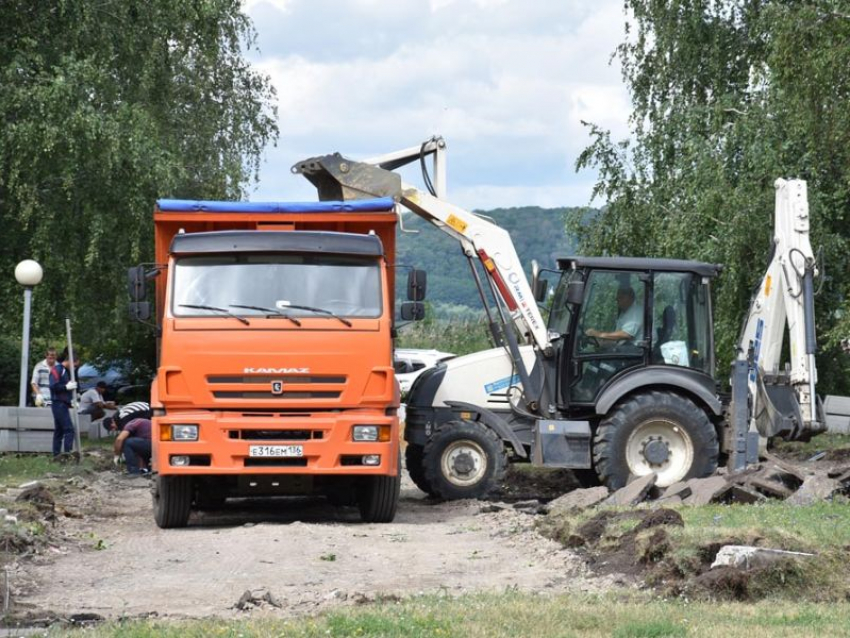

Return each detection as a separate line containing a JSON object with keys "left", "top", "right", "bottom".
{"left": 397, "top": 311, "right": 494, "bottom": 357}
{"left": 574, "top": 0, "right": 850, "bottom": 392}
{"left": 0, "top": 335, "right": 21, "bottom": 405}
{"left": 0, "top": 0, "right": 278, "bottom": 397}
{"left": 396, "top": 206, "right": 581, "bottom": 311}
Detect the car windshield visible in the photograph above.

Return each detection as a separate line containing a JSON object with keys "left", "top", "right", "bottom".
{"left": 172, "top": 254, "right": 383, "bottom": 319}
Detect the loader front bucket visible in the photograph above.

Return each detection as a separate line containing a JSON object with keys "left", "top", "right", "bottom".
{"left": 292, "top": 153, "right": 402, "bottom": 202}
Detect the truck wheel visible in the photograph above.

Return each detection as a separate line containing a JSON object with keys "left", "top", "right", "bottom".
{"left": 594, "top": 391, "right": 719, "bottom": 489}
{"left": 357, "top": 465, "right": 401, "bottom": 523}
{"left": 422, "top": 420, "right": 507, "bottom": 500}
{"left": 153, "top": 475, "right": 193, "bottom": 528}
{"left": 405, "top": 444, "right": 436, "bottom": 496}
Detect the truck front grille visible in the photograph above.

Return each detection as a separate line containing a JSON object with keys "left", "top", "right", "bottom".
{"left": 213, "top": 391, "right": 341, "bottom": 399}
{"left": 231, "top": 429, "right": 322, "bottom": 441}
{"left": 207, "top": 374, "right": 347, "bottom": 402}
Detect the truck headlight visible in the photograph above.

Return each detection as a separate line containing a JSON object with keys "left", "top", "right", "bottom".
{"left": 353, "top": 425, "right": 379, "bottom": 441}
{"left": 352, "top": 425, "right": 390, "bottom": 442}
{"left": 172, "top": 424, "right": 199, "bottom": 441}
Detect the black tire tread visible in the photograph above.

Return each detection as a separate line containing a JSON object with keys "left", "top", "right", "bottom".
{"left": 153, "top": 475, "right": 193, "bottom": 528}
{"left": 405, "top": 444, "right": 436, "bottom": 495}
{"left": 421, "top": 420, "right": 508, "bottom": 500}
{"left": 593, "top": 390, "right": 719, "bottom": 490}
{"left": 358, "top": 457, "right": 401, "bottom": 523}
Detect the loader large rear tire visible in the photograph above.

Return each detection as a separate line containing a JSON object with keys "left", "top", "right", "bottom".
{"left": 422, "top": 420, "right": 507, "bottom": 500}
{"left": 153, "top": 475, "right": 192, "bottom": 528}
{"left": 593, "top": 391, "right": 718, "bottom": 490}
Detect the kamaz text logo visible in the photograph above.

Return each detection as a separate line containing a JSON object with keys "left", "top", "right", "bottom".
{"left": 244, "top": 367, "right": 310, "bottom": 374}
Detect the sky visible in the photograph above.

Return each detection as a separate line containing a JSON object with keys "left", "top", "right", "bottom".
{"left": 242, "top": 0, "right": 632, "bottom": 210}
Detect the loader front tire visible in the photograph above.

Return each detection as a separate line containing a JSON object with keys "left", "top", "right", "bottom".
{"left": 405, "top": 444, "right": 436, "bottom": 496}
{"left": 153, "top": 475, "right": 193, "bottom": 528}
{"left": 594, "top": 391, "right": 718, "bottom": 490}
{"left": 422, "top": 420, "right": 507, "bottom": 500}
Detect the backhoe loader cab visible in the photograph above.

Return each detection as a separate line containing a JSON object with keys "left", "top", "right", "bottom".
{"left": 550, "top": 257, "right": 719, "bottom": 407}
{"left": 404, "top": 257, "right": 724, "bottom": 497}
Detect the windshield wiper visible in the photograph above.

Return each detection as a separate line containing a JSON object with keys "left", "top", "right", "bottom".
{"left": 229, "top": 304, "right": 302, "bottom": 326}
{"left": 178, "top": 304, "right": 250, "bottom": 326}
{"left": 279, "top": 304, "right": 353, "bottom": 327}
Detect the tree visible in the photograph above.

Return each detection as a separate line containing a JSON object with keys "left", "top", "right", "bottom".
{"left": 0, "top": 0, "right": 277, "bottom": 393}
{"left": 574, "top": 0, "right": 850, "bottom": 393}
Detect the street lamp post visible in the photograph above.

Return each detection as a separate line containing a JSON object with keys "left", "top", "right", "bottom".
{"left": 15, "top": 260, "right": 43, "bottom": 408}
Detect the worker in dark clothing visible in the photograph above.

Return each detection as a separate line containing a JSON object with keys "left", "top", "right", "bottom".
{"left": 49, "top": 356, "right": 79, "bottom": 459}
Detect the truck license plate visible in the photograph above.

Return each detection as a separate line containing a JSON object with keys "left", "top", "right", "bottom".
{"left": 248, "top": 445, "right": 304, "bottom": 458}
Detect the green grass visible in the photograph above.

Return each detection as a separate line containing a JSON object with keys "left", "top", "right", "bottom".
{"left": 771, "top": 433, "right": 850, "bottom": 458}
{"left": 0, "top": 438, "right": 111, "bottom": 488}
{"left": 54, "top": 592, "right": 850, "bottom": 637}
{"left": 676, "top": 501, "right": 850, "bottom": 551}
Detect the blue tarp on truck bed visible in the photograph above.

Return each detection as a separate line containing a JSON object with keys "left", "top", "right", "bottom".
{"left": 156, "top": 198, "right": 395, "bottom": 213}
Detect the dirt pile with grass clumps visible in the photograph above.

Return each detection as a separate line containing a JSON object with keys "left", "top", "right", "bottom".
{"left": 539, "top": 504, "right": 850, "bottom": 602}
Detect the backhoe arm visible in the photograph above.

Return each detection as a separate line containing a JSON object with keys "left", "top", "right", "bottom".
{"left": 737, "top": 178, "right": 822, "bottom": 440}
{"left": 292, "top": 150, "right": 551, "bottom": 353}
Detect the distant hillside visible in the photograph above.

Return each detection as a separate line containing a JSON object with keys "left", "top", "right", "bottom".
{"left": 394, "top": 206, "right": 586, "bottom": 317}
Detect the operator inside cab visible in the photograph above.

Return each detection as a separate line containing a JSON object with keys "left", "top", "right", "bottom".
{"left": 585, "top": 286, "right": 643, "bottom": 344}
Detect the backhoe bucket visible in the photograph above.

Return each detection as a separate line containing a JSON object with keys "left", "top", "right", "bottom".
{"left": 292, "top": 154, "right": 402, "bottom": 202}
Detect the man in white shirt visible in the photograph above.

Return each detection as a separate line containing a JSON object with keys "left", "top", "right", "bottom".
{"left": 30, "top": 348, "right": 57, "bottom": 407}
{"left": 79, "top": 381, "right": 116, "bottom": 421}
{"left": 586, "top": 287, "right": 644, "bottom": 344}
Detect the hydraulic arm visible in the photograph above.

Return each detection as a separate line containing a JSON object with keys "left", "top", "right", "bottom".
{"left": 737, "top": 178, "right": 822, "bottom": 440}
{"left": 292, "top": 146, "right": 550, "bottom": 353}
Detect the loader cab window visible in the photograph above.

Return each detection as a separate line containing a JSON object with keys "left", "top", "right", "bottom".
{"left": 651, "top": 272, "right": 712, "bottom": 375}
{"left": 548, "top": 270, "right": 581, "bottom": 338}
{"left": 172, "top": 253, "right": 383, "bottom": 319}
{"left": 570, "top": 271, "right": 647, "bottom": 403}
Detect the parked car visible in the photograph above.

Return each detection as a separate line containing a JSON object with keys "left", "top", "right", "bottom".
{"left": 394, "top": 349, "right": 456, "bottom": 397}
{"left": 77, "top": 360, "right": 151, "bottom": 404}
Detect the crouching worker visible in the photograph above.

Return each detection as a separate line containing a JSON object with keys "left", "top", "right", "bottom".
{"left": 110, "top": 412, "right": 152, "bottom": 475}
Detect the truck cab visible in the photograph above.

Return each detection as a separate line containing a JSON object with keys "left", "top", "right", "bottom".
{"left": 133, "top": 198, "right": 411, "bottom": 527}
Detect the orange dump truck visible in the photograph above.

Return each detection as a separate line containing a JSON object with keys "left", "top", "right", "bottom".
{"left": 129, "top": 197, "right": 415, "bottom": 528}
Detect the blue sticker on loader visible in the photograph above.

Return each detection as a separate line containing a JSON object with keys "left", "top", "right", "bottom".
{"left": 484, "top": 374, "right": 521, "bottom": 394}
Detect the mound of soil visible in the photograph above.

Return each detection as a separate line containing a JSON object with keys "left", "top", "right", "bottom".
{"left": 494, "top": 467, "right": 580, "bottom": 502}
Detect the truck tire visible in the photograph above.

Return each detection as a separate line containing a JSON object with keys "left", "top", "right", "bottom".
{"left": 153, "top": 475, "right": 193, "bottom": 528}
{"left": 594, "top": 391, "right": 718, "bottom": 490}
{"left": 405, "top": 444, "right": 436, "bottom": 496}
{"left": 422, "top": 420, "right": 507, "bottom": 500}
{"left": 357, "top": 464, "right": 401, "bottom": 523}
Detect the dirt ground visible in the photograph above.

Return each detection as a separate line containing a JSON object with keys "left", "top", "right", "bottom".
{"left": 8, "top": 463, "right": 614, "bottom": 621}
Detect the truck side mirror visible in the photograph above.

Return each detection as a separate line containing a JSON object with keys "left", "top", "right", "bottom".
{"left": 129, "top": 301, "right": 151, "bottom": 321}
{"left": 128, "top": 266, "right": 147, "bottom": 301}
{"left": 566, "top": 281, "right": 585, "bottom": 305}
{"left": 400, "top": 302, "right": 425, "bottom": 321}
{"left": 407, "top": 269, "right": 427, "bottom": 301}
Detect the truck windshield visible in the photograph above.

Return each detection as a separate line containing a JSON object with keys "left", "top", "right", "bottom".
{"left": 172, "top": 254, "right": 382, "bottom": 319}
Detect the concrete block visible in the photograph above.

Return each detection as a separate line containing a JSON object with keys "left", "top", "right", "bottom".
{"left": 545, "top": 486, "right": 610, "bottom": 514}
{"left": 15, "top": 407, "right": 56, "bottom": 431}
{"left": 711, "top": 545, "right": 814, "bottom": 570}
{"left": 825, "top": 395, "right": 850, "bottom": 434}
{"left": 604, "top": 473, "right": 657, "bottom": 507}
{"left": 787, "top": 474, "right": 840, "bottom": 505}
{"left": 682, "top": 476, "right": 729, "bottom": 506}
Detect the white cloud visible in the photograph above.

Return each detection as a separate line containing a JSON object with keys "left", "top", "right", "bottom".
{"left": 245, "top": 0, "right": 631, "bottom": 208}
